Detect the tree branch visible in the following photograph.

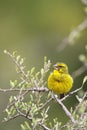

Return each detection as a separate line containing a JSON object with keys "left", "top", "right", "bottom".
{"left": 72, "top": 63, "right": 87, "bottom": 79}
{"left": 39, "top": 122, "right": 51, "bottom": 130}
{"left": 53, "top": 94, "right": 76, "bottom": 123}
{"left": 57, "top": 18, "right": 87, "bottom": 52}
{"left": 4, "top": 50, "right": 30, "bottom": 84}
{"left": 0, "top": 84, "right": 83, "bottom": 103}
{"left": 0, "top": 87, "right": 49, "bottom": 93}
{"left": 61, "top": 85, "right": 83, "bottom": 101}
{"left": 39, "top": 97, "right": 53, "bottom": 110}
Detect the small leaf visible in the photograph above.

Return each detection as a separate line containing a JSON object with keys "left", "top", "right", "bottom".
{"left": 13, "top": 51, "right": 17, "bottom": 56}
{"left": 24, "top": 121, "right": 30, "bottom": 129}
{"left": 41, "top": 68, "right": 44, "bottom": 76}
{"left": 44, "top": 56, "right": 47, "bottom": 64}
{"left": 76, "top": 95, "right": 82, "bottom": 103}
{"left": 14, "top": 96, "right": 17, "bottom": 101}
{"left": 9, "top": 96, "right": 14, "bottom": 103}
{"left": 79, "top": 54, "right": 86, "bottom": 63}
{"left": 31, "top": 67, "right": 35, "bottom": 74}
{"left": 4, "top": 50, "right": 7, "bottom": 54}
{"left": 10, "top": 80, "right": 15, "bottom": 88}
{"left": 35, "top": 72, "right": 40, "bottom": 78}
{"left": 14, "top": 80, "right": 18, "bottom": 86}
{"left": 4, "top": 118, "right": 8, "bottom": 122}
{"left": 21, "top": 124, "right": 26, "bottom": 130}
{"left": 83, "top": 75, "right": 87, "bottom": 85}
{"left": 5, "top": 109, "right": 10, "bottom": 116}
{"left": 20, "top": 66, "right": 25, "bottom": 71}
{"left": 16, "top": 55, "right": 20, "bottom": 62}
{"left": 21, "top": 122, "right": 31, "bottom": 130}
{"left": 20, "top": 58, "right": 24, "bottom": 65}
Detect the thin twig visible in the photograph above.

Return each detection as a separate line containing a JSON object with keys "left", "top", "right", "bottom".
{"left": 72, "top": 63, "right": 87, "bottom": 79}
{"left": 39, "top": 122, "right": 51, "bottom": 130}
{"left": 58, "top": 18, "right": 87, "bottom": 52}
{"left": 5, "top": 87, "right": 49, "bottom": 109}
{"left": 1, "top": 87, "right": 49, "bottom": 109}
{"left": 0, "top": 85, "right": 83, "bottom": 106}
{"left": 4, "top": 102, "right": 51, "bottom": 130}
{"left": 4, "top": 50, "right": 27, "bottom": 77}
{"left": 60, "top": 124, "right": 68, "bottom": 130}
{"left": 61, "top": 87, "right": 82, "bottom": 102}
{"left": 39, "top": 97, "right": 53, "bottom": 110}
{"left": 61, "top": 80, "right": 85, "bottom": 101}
{"left": 74, "top": 91, "right": 87, "bottom": 114}
{"left": 3, "top": 114, "right": 20, "bottom": 122}
{"left": 0, "top": 84, "right": 83, "bottom": 103}
{"left": 53, "top": 94, "right": 76, "bottom": 123}
{"left": 3, "top": 111, "right": 32, "bottom": 123}
{"left": 15, "top": 105, "right": 32, "bottom": 120}
{"left": 0, "top": 87, "right": 49, "bottom": 93}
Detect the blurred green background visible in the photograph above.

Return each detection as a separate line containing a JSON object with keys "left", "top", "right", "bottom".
{"left": 0, "top": 0, "right": 87, "bottom": 129}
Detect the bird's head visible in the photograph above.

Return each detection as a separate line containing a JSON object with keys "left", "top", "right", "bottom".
{"left": 53, "top": 63, "right": 68, "bottom": 74}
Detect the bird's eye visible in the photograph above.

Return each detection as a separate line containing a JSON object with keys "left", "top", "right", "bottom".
{"left": 59, "top": 65, "right": 65, "bottom": 68}
{"left": 58, "top": 65, "right": 63, "bottom": 68}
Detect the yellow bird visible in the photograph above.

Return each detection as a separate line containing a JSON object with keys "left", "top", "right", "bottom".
{"left": 48, "top": 63, "right": 73, "bottom": 98}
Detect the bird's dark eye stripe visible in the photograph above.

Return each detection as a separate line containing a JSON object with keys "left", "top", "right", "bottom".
{"left": 58, "top": 65, "right": 64, "bottom": 68}
{"left": 59, "top": 66, "right": 62, "bottom": 67}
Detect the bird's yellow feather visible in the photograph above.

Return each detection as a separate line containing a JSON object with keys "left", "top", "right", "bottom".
{"left": 48, "top": 63, "right": 73, "bottom": 95}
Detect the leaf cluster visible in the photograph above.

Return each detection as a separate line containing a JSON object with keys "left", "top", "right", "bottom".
{"left": 2, "top": 50, "right": 87, "bottom": 130}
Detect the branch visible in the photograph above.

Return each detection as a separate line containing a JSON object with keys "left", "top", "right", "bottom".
{"left": 53, "top": 94, "right": 76, "bottom": 123}
{"left": 4, "top": 100, "right": 51, "bottom": 130}
{"left": 15, "top": 105, "right": 32, "bottom": 121}
{"left": 4, "top": 50, "right": 29, "bottom": 82}
{"left": 61, "top": 74, "right": 86, "bottom": 101}
{"left": 61, "top": 85, "right": 83, "bottom": 101}
{"left": 57, "top": 18, "right": 87, "bottom": 52}
{"left": 3, "top": 110, "right": 32, "bottom": 123}
{"left": 72, "top": 63, "right": 87, "bottom": 79}
{"left": 39, "top": 122, "right": 51, "bottom": 130}
{"left": 3, "top": 114, "right": 20, "bottom": 122}
{"left": 0, "top": 87, "right": 49, "bottom": 93}
{"left": 5, "top": 87, "right": 49, "bottom": 109}
{"left": 0, "top": 83, "right": 84, "bottom": 104}
{"left": 39, "top": 97, "right": 53, "bottom": 110}
{"left": 74, "top": 91, "right": 87, "bottom": 114}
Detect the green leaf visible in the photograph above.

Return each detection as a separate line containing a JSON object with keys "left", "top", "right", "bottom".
{"left": 21, "top": 124, "right": 26, "bottom": 130}
{"left": 14, "top": 80, "right": 18, "bottom": 86}
{"left": 83, "top": 75, "right": 87, "bottom": 85}
{"left": 76, "top": 95, "right": 82, "bottom": 103}
{"left": 4, "top": 50, "right": 7, "bottom": 54}
{"left": 16, "top": 55, "right": 20, "bottom": 62}
{"left": 13, "top": 51, "right": 17, "bottom": 57}
{"left": 5, "top": 109, "right": 10, "bottom": 116}
{"left": 9, "top": 96, "right": 14, "bottom": 103}
{"left": 79, "top": 54, "right": 86, "bottom": 63}
{"left": 21, "top": 121, "right": 31, "bottom": 130}
{"left": 10, "top": 80, "right": 15, "bottom": 88}
{"left": 44, "top": 56, "right": 47, "bottom": 64}
{"left": 31, "top": 67, "right": 35, "bottom": 74}
{"left": 35, "top": 72, "right": 40, "bottom": 79}
{"left": 20, "top": 58, "right": 24, "bottom": 65}
{"left": 24, "top": 121, "right": 31, "bottom": 129}
{"left": 41, "top": 68, "right": 44, "bottom": 76}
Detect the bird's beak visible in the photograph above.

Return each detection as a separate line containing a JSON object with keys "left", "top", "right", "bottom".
{"left": 53, "top": 64, "right": 58, "bottom": 70}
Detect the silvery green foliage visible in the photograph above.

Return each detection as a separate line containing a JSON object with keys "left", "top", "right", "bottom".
{"left": 3, "top": 50, "right": 87, "bottom": 130}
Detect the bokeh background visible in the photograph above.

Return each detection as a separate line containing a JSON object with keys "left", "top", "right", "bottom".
{"left": 0, "top": 0, "right": 87, "bottom": 129}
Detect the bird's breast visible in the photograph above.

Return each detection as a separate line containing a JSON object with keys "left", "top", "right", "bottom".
{"left": 48, "top": 72, "right": 73, "bottom": 94}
